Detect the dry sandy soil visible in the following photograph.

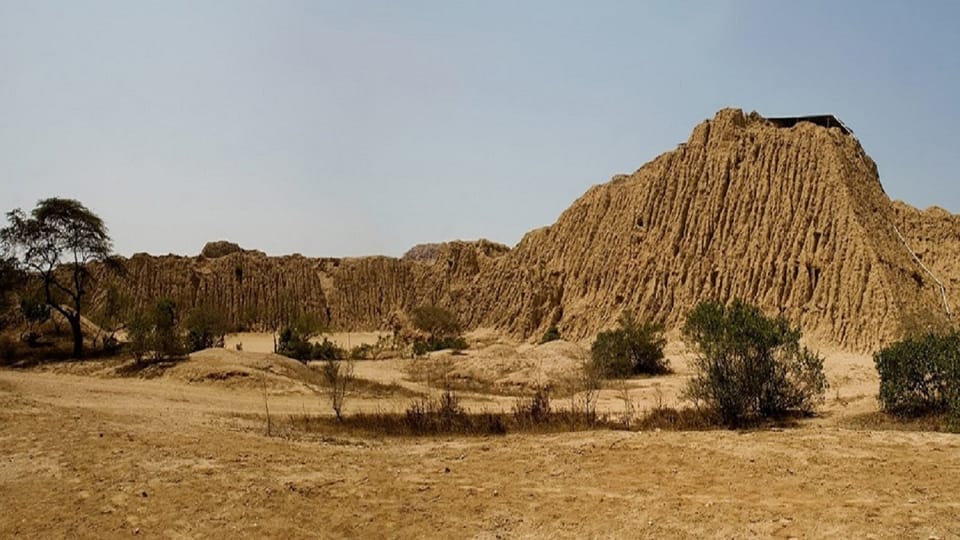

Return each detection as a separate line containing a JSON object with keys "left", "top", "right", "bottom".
{"left": 1, "top": 334, "right": 959, "bottom": 539}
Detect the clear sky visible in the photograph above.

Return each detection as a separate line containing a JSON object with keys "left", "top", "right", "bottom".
{"left": 2, "top": 1, "right": 959, "bottom": 257}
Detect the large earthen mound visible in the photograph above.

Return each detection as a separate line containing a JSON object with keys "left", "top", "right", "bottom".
{"left": 88, "top": 110, "right": 955, "bottom": 351}
{"left": 454, "top": 109, "right": 951, "bottom": 350}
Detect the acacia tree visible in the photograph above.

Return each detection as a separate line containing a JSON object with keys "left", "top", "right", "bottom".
{"left": 1, "top": 198, "right": 113, "bottom": 358}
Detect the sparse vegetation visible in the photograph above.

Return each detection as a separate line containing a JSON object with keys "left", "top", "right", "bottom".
{"left": 682, "top": 299, "right": 828, "bottom": 427}
{"left": 348, "top": 340, "right": 385, "bottom": 360}
{"left": 590, "top": 311, "right": 668, "bottom": 378}
{"left": 635, "top": 406, "right": 721, "bottom": 431}
{"left": 184, "top": 304, "right": 229, "bottom": 352}
{"left": 276, "top": 314, "right": 346, "bottom": 362}
{"left": 512, "top": 385, "right": 552, "bottom": 427}
{"left": 282, "top": 389, "right": 630, "bottom": 437}
{"left": 320, "top": 358, "right": 355, "bottom": 422}
{"left": 897, "top": 308, "right": 956, "bottom": 342}
{"left": 277, "top": 381, "right": 726, "bottom": 438}
{"left": 410, "top": 305, "right": 468, "bottom": 354}
{"left": 573, "top": 357, "right": 604, "bottom": 423}
{"left": 874, "top": 332, "right": 960, "bottom": 426}
{"left": 127, "top": 298, "right": 186, "bottom": 363}
{"left": 540, "top": 325, "right": 562, "bottom": 344}
{"left": 93, "top": 285, "right": 132, "bottom": 354}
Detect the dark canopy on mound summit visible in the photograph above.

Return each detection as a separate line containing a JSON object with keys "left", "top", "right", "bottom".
{"left": 767, "top": 115, "right": 853, "bottom": 135}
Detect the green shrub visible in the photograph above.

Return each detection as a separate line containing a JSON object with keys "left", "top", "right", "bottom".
{"left": 277, "top": 327, "right": 312, "bottom": 360}
{"left": 20, "top": 298, "right": 50, "bottom": 326}
{"left": 682, "top": 299, "right": 827, "bottom": 427}
{"left": 22, "top": 331, "right": 42, "bottom": 348}
{"left": 126, "top": 299, "right": 185, "bottom": 363}
{"left": 874, "top": 332, "right": 960, "bottom": 419}
{"left": 540, "top": 326, "right": 562, "bottom": 344}
{"left": 126, "top": 313, "right": 151, "bottom": 364}
{"left": 184, "top": 304, "right": 229, "bottom": 352}
{"left": 409, "top": 306, "right": 467, "bottom": 355}
{"left": 590, "top": 311, "right": 668, "bottom": 378}
{"left": 312, "top": 338, "right": 345, "bottom": 360}
{"left": 411, "top": 306, "right": 461, "bottom": 337}
{"left": 277, "top": 328, "right": 345, "bottom": 362}
{"left": 151, "top": 299, "right": 184, "bottom": 360}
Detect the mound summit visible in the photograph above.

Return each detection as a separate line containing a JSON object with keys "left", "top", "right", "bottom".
{"left": 91, "top": 109, "right": 956, "bottom": 351}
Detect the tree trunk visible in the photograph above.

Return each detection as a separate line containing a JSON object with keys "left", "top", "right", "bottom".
{"left": 70, "top": 316, "right": 83, "bottom": 359}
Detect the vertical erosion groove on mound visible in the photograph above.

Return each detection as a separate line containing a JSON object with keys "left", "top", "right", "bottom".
{"left": 892, "top": 202, "right": 960, "bottom": 314}
{"left": 87, "top": 109, "right": 954, "bottom": 351}
{"left": 86, "top": 240, "right": 511, "bottom": 332}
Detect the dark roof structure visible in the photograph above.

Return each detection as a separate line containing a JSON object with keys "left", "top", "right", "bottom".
{"left": 767, "top": 115, "right": 853, "bottom": 135}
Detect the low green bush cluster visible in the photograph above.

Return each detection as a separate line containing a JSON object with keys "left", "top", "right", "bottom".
{"left": 411, "top": 335, "right": 468, "bottom": 356}
{"left": 184, "top": 304, "right": 229, "bottom": 352}
{"left": 875, "top": 332, "right": 960, "bottom": 421}
{"left": 124, "top": 299, "right": 230, "bottom": 362}
{"left": 409, "top": 306, "right": 468, "bottom": 355}
{"left": 348, "top": 343, "right": 378, "bottom": 360}
{"left": 277, "top": 328, "right": 345, "bottom": 362}
{"left": 540, "top": 326, "right": 561, "bottom": 344}
{"left": 590, "top": 311, "right": 668, "bottom": 378}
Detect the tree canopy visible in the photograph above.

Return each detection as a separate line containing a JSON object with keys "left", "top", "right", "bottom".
{"left": 1, "top": 198, "right": 113, "bottom": 357}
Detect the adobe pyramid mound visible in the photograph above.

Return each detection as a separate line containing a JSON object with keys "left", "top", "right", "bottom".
{"left": 450, "top": 109, "right": 951, "bottom": 350}
{"left": 88, "top": 109, "right": 953, "bottom": 352}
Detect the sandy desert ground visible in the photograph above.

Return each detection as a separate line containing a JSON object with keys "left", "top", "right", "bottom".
{"left": 1, "top": 333, "right": 959, "bottom": 539}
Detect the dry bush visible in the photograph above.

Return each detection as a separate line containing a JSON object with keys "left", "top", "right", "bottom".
{"left": 636, "top": 406, "right": 720, "bottom": 431}
{"left": 320, "top": 358, "right": 355, "bottom": 422}
{"left": 512, "top": 385, "right": 552, "bottom": 426}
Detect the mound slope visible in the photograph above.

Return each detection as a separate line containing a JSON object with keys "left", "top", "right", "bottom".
{"left": 165, "top": 349, "right": 320, "bottom": 392}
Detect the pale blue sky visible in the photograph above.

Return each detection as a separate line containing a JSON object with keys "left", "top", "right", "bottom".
{"left": 2, "top": 1, "right": 958, "bottom": 257}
